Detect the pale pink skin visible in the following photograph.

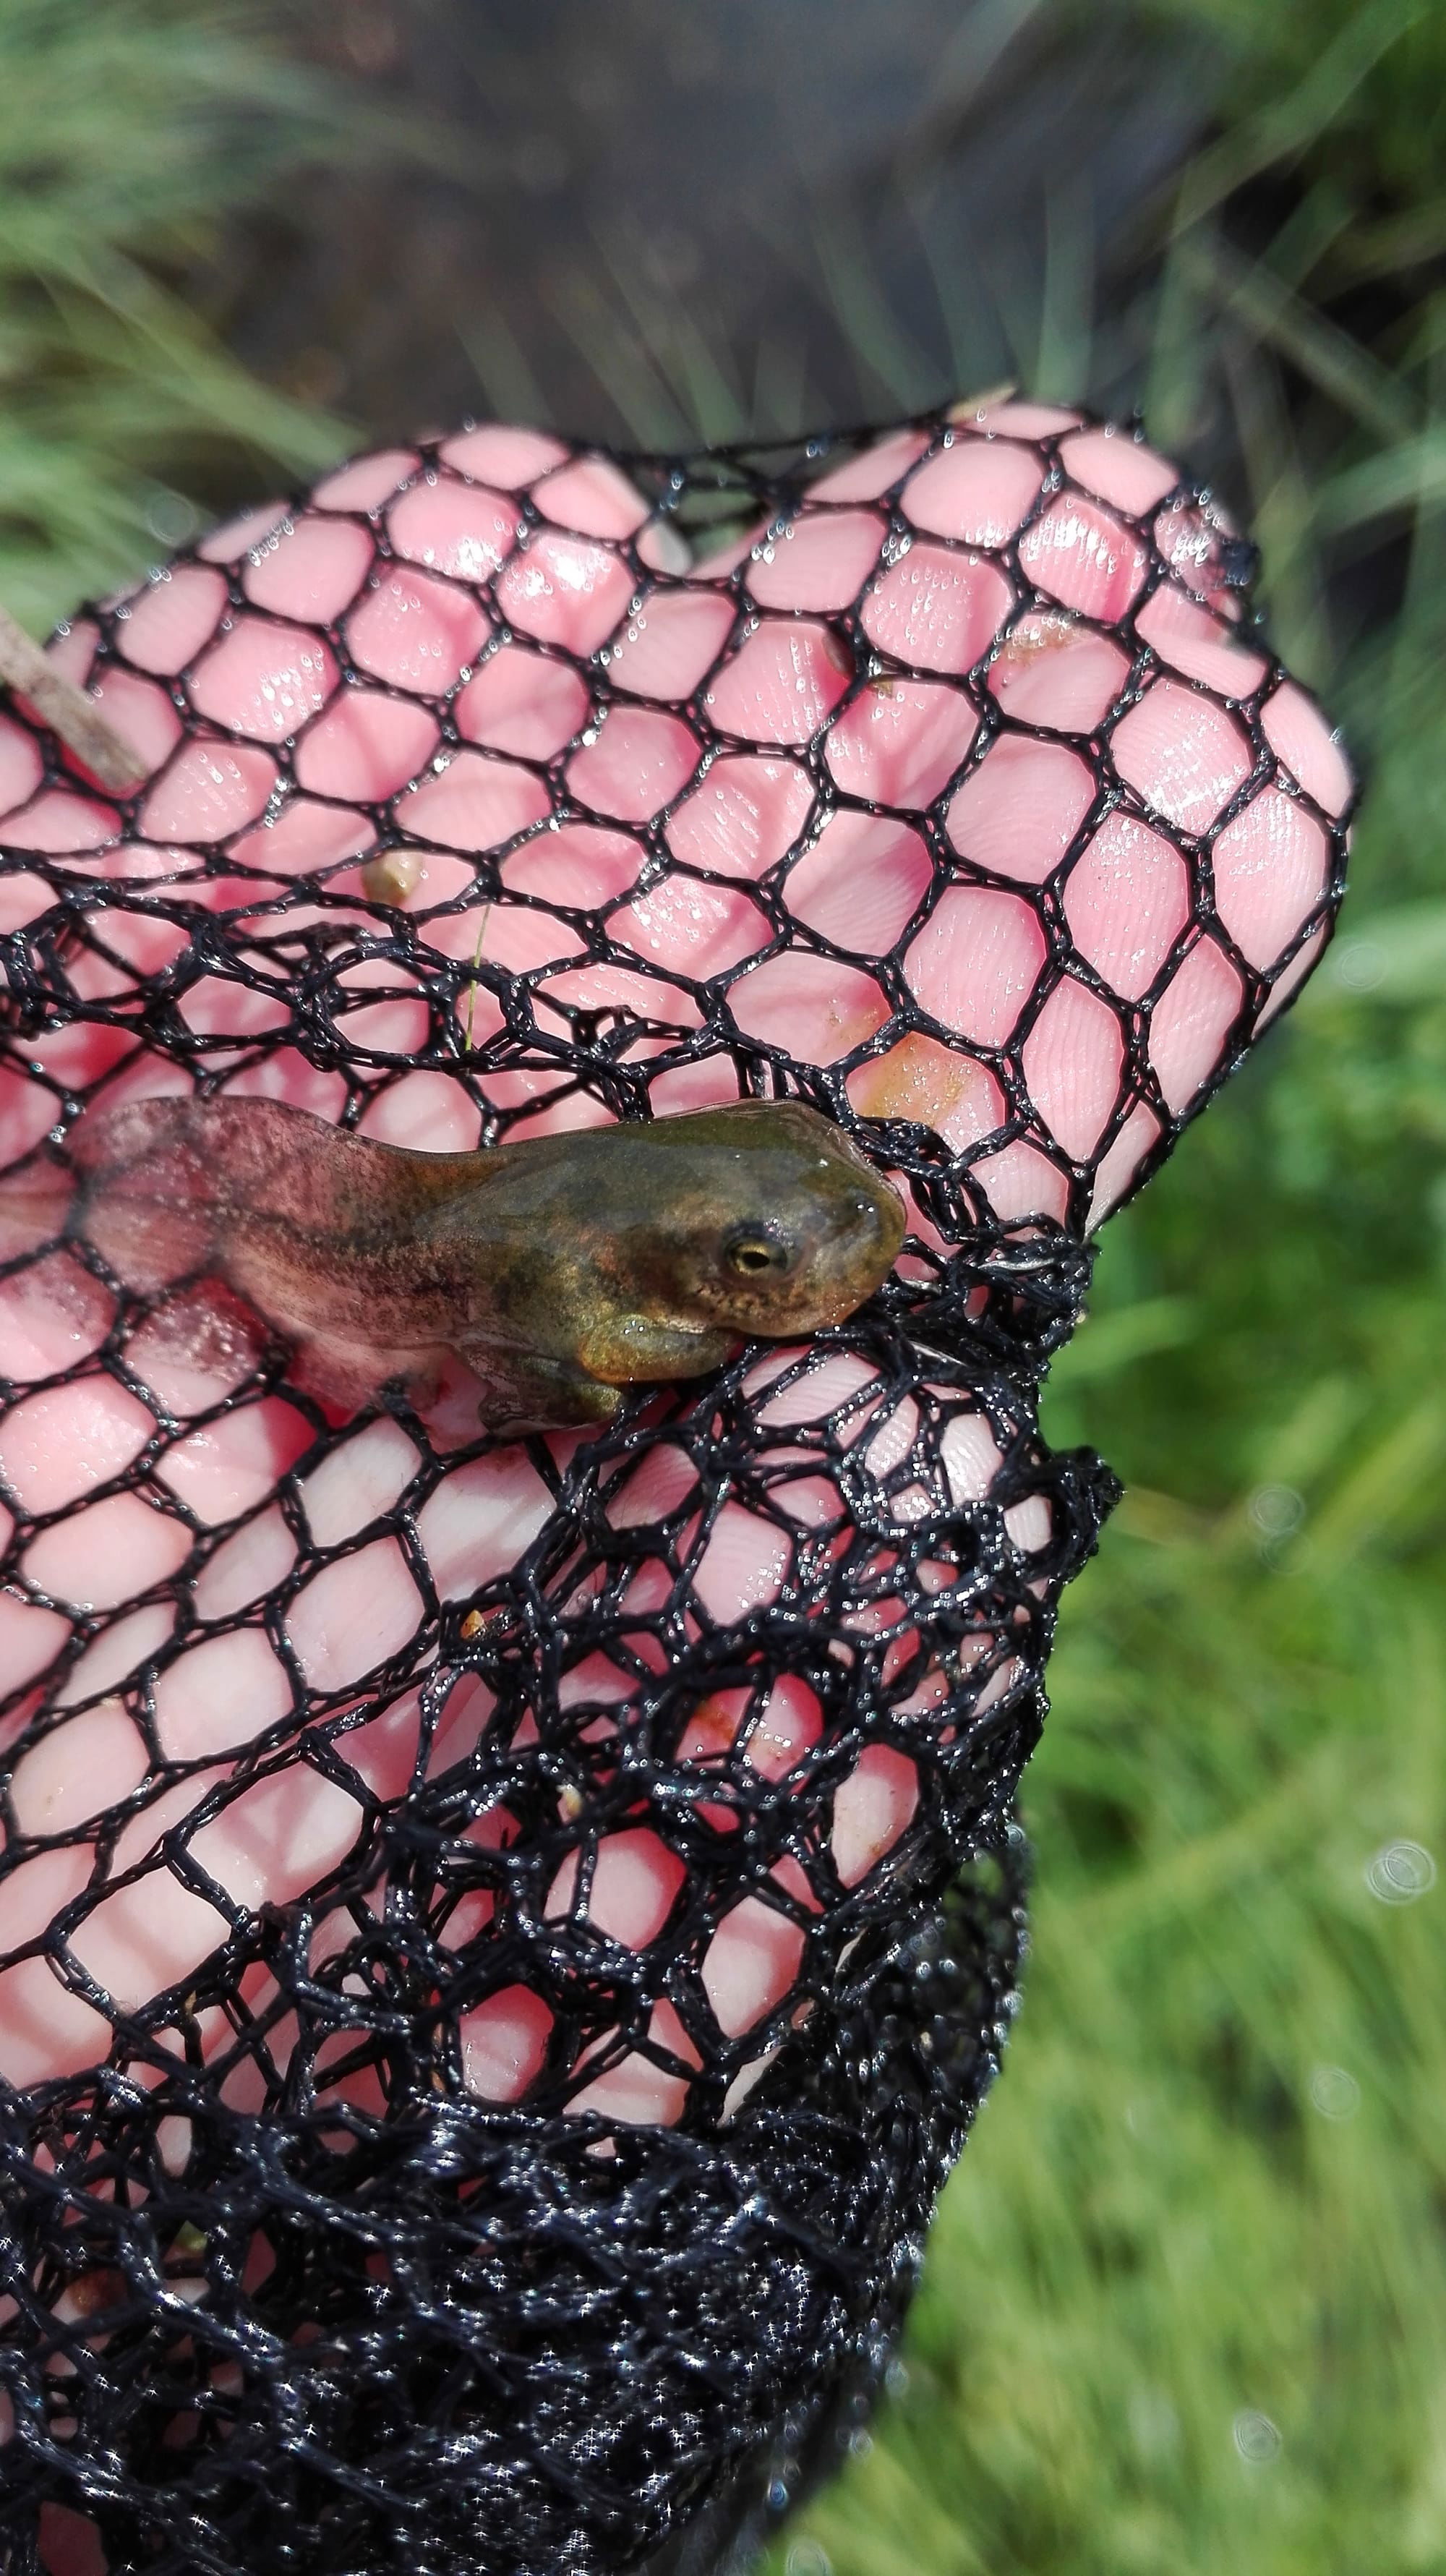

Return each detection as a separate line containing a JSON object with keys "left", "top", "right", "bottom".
{"left": 0, "top": 405, "right": 1348, "bottom": 2194}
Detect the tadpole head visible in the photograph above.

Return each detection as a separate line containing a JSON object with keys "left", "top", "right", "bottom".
{"left": 646, "top": 1101, "right": 905, "bottom": 1336}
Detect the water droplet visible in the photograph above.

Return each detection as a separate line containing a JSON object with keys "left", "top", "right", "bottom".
{"left": 1366, "top": 1839, "right": 1436, "bottom": 1904}
{"left": 145, "top": 489, "right": 200, "bottom": 547}
{"left": 1309, "top": 2063, "right": 1360, "bottom": 2120}
{"left": 1332, "top": 939, "right": 1385, "bottom": 993}
{"left": 786, "top": 2544, "right": 832, "bottom": 2576}
{"left": 1233, "top": 2410, "right": 1282, "bottom": 2464}
{"left": 1248, "top": 1483, "right": 1304, "bottom": 1538}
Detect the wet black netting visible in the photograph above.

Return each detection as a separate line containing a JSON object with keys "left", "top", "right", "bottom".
{"left": 0, "top": 405, "right": 1348, "bottom": 2575}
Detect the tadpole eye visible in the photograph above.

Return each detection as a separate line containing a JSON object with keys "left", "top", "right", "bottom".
{"left": 724, "top": 1221, "right": 792, "bottom": 1278}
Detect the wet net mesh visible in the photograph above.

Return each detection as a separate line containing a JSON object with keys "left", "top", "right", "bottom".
{"left": 0, "top": 404, "right": 1348, "bottom": 2575}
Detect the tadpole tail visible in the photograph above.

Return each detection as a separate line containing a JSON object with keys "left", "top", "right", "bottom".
{"left": 65, "top": 1094, "right": 230, "bottom": 1290}
{"left": 63, "top": 1093, "right": 482, "bottom": 1326}
{"left": 0, "top": 1098, "right": 218, "bottom": 1286}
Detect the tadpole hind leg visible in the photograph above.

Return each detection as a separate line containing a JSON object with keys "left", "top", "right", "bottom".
{"left": 286, "top": 1334, "right": 447, "bottom": 1418}
{"left": 457, "top": 1342, "right": 624, "bottom": 1436}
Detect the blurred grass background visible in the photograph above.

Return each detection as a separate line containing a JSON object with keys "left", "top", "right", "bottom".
{"left": 1, "top": 1, "right": 1442, "bottom": 2567}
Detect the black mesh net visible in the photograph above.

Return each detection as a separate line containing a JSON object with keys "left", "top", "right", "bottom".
{"left": 0, "top": 401, "right": 1348, "bottom": 2575}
